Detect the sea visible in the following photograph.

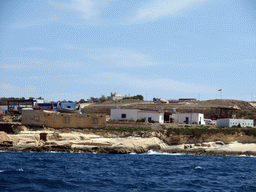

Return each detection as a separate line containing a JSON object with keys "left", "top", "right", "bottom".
{"left": 0, "top": 150, "right": 256, "bottom": 192}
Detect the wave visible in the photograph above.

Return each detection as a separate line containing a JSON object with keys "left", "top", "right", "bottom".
{"left": 142, "top": 150, "right": 185, "bottom": 156}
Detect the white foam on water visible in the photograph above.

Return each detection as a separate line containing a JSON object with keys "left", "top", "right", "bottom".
{"left": 17, "top": 168, "right": 23, "bottom": 172}
{"left": 0, "top": 170, "right": 4, "bottom": 173}
{"left": 50, "top": 151, "right": 62, "bottom": 153}
{"left": 143, "top": 150, "right": 184, "bottom": 156}
{"left": 195, "top": 166, "right": 202, "bottom": 170}
{"left": 129, "top": 152, "right": 137, "bottom": 155}
{"left": 238, "top": 155, "right": 247, "bottom": 157}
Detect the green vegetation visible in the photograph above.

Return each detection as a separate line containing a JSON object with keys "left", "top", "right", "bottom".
{"left": 102, "top": 126, "right": 151, "bottom": 132}
{"left": 123, "top": 95, "right": 144, "bottom": 100}
{"left": 136, "top": 118, "right": 146, "bottom": 122}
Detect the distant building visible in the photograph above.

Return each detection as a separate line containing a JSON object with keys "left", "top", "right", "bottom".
{"left": 110, "top": 109, "right": 164, "bottom": 123}
{"left": 216, "top": 119, "right": 254, "bottom": 128}
{"left": 172, "top": 113, "right": 205, "bottom": 125}
{"left": 179, "top": 98, "right": 197, "bottom": 102}
{"left": 0, "top": 105, "right": 8, "bottom": 114}
{"left": 22, "top": 110, "right": 106, "bottom": 128}
{"left": 109, "top": 92, "right": 123, "bottom": 101}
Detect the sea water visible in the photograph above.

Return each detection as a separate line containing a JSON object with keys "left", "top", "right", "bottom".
{"left": 0, "top": 151, "right": 256, "bottom": 191}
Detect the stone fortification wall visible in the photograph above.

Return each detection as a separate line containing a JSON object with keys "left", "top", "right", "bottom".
{"left": 22, "top": 110, "right": 45, "bottom": 126}
{"left": 22, "top": 111, "right": 106, "bottom": 128}
{"left": 44, "top": 113, "right": 106, "bottom": 128}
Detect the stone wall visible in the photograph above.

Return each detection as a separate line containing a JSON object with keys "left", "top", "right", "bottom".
{"left": 22, "top": 110, "right": 106, "bottom": 128}
{"left": 44, "top": 113, "right": 106, "bottom": 128}
{"left": 22, "top": 110, "right": 45, "bottom": 126}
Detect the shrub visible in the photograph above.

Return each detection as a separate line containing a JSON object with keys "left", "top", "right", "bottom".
{"left": 136, "top": 118, "right": 146, "bottom": 122}
{"left": 151, "top": 120, "right": 156, "bottom": 123}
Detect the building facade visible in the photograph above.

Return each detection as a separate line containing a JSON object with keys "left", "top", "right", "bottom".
{"left": 110, "top": 109, "right": 164, "bottom": 123}
{"left": 22, "top": 110, "right": 106, "bottom": 128}
{"left": 216, "top": 119, "right": 254, "bottom": 128}
{"left": 172, "top": 113, "right": 205, "bottom": 125}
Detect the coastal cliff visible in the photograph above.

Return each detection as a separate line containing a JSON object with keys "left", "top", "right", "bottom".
{"left": 1, "top": 125, "right": 256, "bottom": 156}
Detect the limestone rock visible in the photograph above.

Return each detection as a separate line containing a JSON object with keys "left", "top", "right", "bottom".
{"left": 215, "top": 141, "right": 225, "bottom": 145}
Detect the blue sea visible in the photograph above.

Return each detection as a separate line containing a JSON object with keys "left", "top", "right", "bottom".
{"left": 0, "top": 151, "right": 256, "bottom": 192}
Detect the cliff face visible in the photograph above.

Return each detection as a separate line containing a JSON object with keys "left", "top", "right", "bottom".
{"left": 96, "top": 130, "right": 256, "bottom": 145}
{"left": 161, "top": 133, "right": 256, "bottom": 145}
{"left": 1, "top": 126, "right": 256, "bottom": 155}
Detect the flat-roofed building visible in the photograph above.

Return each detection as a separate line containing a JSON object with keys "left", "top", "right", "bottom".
{"left": 172, "top": 113, "right": 205, "bottom": 125}
{"left": 216, "top": 119, "right": 254, "bottom": 127}
{"left": 110, "top": 109, "right": 164, "bottom": 123}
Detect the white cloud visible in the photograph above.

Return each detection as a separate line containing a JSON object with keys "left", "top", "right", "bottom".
{"left": 85, "top": 47, "right": 158, "bottom": 67}
{"left": 0, "top": 83, "right": 37, "bottom": 95}
{"left": 12, "top": 13, "right": 60, "bottom": 28}
{"left": 67, "top": 0, "right": 101, "bottom": 20}
{"left": 86, "top": 72, "right": 216, "bottom": 94}
{"left": 127, "top": 0, "right": 208, "bottom": 23}
{"left": 0, "top": 57, "right": 78, "bottom": 71}
{"left": 23, "top": 47, "right": 48, "bottom": 51}
{"left": 51, "top": 0, "right": 113, "bottom": 21}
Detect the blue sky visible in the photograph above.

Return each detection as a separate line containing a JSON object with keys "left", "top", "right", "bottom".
{"left": 1, "top": 0, "right": 256, "bottom": 102}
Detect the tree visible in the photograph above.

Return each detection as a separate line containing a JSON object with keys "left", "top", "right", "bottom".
{"left": 132, "top": 95, "right": 144, "bottom": 100}
{"left": 99, "top": 95, "right": 106, "bottom": 103}
{"left": 136, "top": 95, "right": 144, "bottom": 100}
{"left": 79, "top": 99, "right": 86, "bottom": 103}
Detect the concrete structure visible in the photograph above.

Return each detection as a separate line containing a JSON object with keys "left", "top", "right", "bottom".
{"left": 110, "top": 109, "right": 164, "bottom": 123}
{"left": 204, "top": 119, "right": 216, "bottom": 125}
{"left": 110, "top": 92, "right": 123, "bottom": 101}
{"left": 216, "top": 119, "right": 254, "bottom": 128}
{"left": 172, "top": 113, "right": 205, "bottom": 125}
{"left": 179, "top": 98, "right": 197, "bottom": 102}
{"left": 0, "top": 105, "right": 8, "bottom": 114}
{"left": 22, "top": 110, "right": 106, "bottom": 128}
{"left": 138, "top": 111, "right": 164, "bottom": 123}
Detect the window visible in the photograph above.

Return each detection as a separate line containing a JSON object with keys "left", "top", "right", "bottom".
{"left": 93, "top": 118, "right": 98, "bottom": 124}
{"left": 33, "top": 116, "right": 39, "bottom": 122}
{"left": 121, "top": 114, "right": 126, "bottom": 118}
{"left": 64, "top": 117, "right": 70, "bottom": 123}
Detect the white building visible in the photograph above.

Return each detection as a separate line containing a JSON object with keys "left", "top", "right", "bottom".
{"left": 110, "top": 109, "right": 164, "bottom": 123}
{"left": 216, "top": 119, "right": 254, "bottom": 128}
{"left": 172, "top": 113, "right": 205, "bottom": 125}
{"left": 110, "top": 92, "right": 123, "bottom": 101}
{"left": 0, "top": 105, "right": 8, "bottom": 114}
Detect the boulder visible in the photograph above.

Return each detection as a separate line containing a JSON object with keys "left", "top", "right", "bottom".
{"left": 202, "top": 143, "right": 211, "bottom": 147}
{"left": 215, "top": 141, "right": 225, "bottom": 145}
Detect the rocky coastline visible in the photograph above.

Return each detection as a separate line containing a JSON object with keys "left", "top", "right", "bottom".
{"left": 1, "top": 125, "right": 256, "bottom": 156}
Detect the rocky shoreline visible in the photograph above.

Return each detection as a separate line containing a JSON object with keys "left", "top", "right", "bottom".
{"left": 2, "top": 144, "right": 256, "bottom": 157}
{"left": 1, "top": 124, "right": 256, "bottom": 156}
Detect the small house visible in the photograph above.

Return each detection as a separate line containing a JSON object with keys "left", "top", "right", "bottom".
{"left": 110, "top": 109, "right": 164, "bottom": 123}
{"left": 172, "top": 113, "right": 205, "bottom": 125}
{"left": 216, "top": 119, "right": 254, "bottom": 128}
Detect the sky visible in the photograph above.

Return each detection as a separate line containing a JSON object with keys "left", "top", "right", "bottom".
{"left": 1, "top": 0, "right": 256, "bottom": 102}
